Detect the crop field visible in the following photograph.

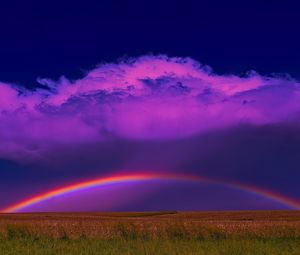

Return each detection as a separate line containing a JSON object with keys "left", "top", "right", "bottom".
{"left": 0, "top": 211, "right": 300, "bottom": 255}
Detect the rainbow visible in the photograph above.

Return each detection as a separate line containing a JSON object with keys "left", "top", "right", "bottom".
{"left": 2, "top": 172, "right": 300, "bottom": 213}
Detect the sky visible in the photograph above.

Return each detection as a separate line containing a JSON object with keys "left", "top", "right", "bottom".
{"left": 1, "top": 0, "right": 300, "bottom": 212}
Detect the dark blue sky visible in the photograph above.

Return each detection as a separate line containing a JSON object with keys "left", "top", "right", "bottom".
{"left": 1, "top": 0, "right": 300, "bottom": 211}
{"left": 0, "top": 0, "right": 300, "bottom": 87}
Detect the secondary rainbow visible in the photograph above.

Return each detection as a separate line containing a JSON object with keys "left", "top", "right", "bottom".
{"left": 2, "top": 172, "right": 300, "bottom": 213}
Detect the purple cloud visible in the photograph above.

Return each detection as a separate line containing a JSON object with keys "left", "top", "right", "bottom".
{"left": 0, "top": 55, "right": 299, "bottom": 162}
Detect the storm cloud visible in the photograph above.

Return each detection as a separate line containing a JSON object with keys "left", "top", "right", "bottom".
{"left": 0, "top": 55, "right": 299, "bottom": 163}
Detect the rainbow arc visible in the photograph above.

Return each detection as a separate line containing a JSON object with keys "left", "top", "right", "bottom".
{"left": 2, "top": 173, "right": 300, "bottom": 213}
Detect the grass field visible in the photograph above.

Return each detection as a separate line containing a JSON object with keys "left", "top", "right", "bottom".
{"left": 0, "top": 211, "right": 300, "bottom": 254}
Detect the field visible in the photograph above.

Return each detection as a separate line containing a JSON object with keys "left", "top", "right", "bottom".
{"left": 0, "top": 211, "right": 300, "bottom": 254}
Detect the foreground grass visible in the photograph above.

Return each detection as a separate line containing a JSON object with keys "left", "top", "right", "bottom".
{"left": 0, "top": 211, "right": 300, "bottom": 254}
{"left": 0, "top": 237, "right": 299, "bottom": 255}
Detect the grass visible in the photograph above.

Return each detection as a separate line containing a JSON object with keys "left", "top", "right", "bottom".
{"left": 1, "top": 237, "right": 300, "bottom": 255}
{"left": 0, "top": 211, "right": 300, "bottom": 254}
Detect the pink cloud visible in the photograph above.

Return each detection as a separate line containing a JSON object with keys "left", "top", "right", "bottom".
{"left": 0, "top": 55, "right": 299, "bottom": 161}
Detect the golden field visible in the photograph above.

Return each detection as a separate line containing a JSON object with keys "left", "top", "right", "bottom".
{"left": 0, "top": 211, "right": 300, "bottom": 254}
